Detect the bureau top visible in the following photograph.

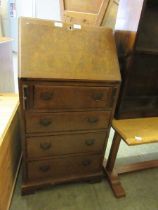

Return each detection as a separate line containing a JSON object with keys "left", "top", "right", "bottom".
{"left": 19, "top": 17, "right": 121, "bottom": 82}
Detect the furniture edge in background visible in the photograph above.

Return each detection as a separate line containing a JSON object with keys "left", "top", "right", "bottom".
{"left": 60, "top": 0, "right": 118, "bottom": 27}
{"left": 0, "top": 94, "right": 21, "bottom": 210}
{"left": 0, "top": 37, "right": 15, "bottom": 93}
{"left": 104, "top": 117, "right": 158, "bottom": 198}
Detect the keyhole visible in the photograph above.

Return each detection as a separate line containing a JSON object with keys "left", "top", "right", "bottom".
{"left": 69, "top": 26, "right": 73, "bottom": 30}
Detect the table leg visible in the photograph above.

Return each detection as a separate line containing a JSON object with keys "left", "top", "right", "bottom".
{"left": 104, "top": 132, "right": 126, "bottom": 198}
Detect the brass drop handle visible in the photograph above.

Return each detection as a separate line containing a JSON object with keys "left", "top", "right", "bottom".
{"left": 39, "top": 165, "right": 50, "bottom": 172}
{"left": 82, "top": 159, "right": 91, "bottom": 166}
{"left": 87, "top": 117, "right": 98, "bottom": 124}
{"left": 22, "top": 85, "right": 28, "bottom": 110}
{"left": 92, "top": 93, "right": 104, "bottom": 101}
{"left": 40, "top": 142, "right": 52, "bottom": 150}
{"left": 40, "top": 119, "right": 52, "bottom": 126}
{"left": 40, "top": 92, "right": 53, "bottom": 100}
{"left": 85, "top": 139, "right": 95, "bottom": 146}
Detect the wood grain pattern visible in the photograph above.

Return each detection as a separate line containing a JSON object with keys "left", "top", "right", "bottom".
{"left": 27, "top": 154, "right": 103, "bottom": 181}
{"left": 19, "top": 17, "right": 121, "bottom": 82}
{"left": 101, "top": 0, "right": 119, "bottom": 29}
{"left": 26, "top": 111, "right": 111, "bottom": 133}
{"left": 33, "top": 85, "right": 113, "bottom": 110}
{"left": 63, "top": 0, "right": 103, "bottom": 13}
{"left": 63, "top": 11, "right": 97, "bottom": 25}
{"left": 95, "top": 0, "right": 111, "bottom": 25}
{"left": 105, "top": 116, "right": 158, "bottom": 198}
{"left": 27, "top": 131, "right": 107, "bottom": 159}
{"left": 0, "top": 94, "right": 21, "bottom": 210}
{"left": 61, "top": 0, "right": 110, "bottom": 26}
{"left": 112, "top": 118, "right": 158, "bottom": 145}
{"left": 118, "top": 160, "right": 158, "bottom": 174}
{"left": 19, "top": 17, "right": 121, "bottom": 194}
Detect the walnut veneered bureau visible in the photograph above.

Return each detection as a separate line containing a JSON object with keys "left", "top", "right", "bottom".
{"left": 18, "top": 17, "right": 121, "bottom": 194}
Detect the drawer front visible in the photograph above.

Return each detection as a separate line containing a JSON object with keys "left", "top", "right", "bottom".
{"left": 33, "top": 85, "right": 113, "bottom": 110}
{"left": 26, "top": 111, "right": 111, "bottom": 133}
{"left": 27, "top": 131, "right": 107, "bottom": 159}
{"left": 27, "top": 154, "right": 103, "bottom": 180}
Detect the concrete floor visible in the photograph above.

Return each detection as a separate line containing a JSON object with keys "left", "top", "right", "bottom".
{"left": 10, "top": 162, "right": 158, "bottom": 210}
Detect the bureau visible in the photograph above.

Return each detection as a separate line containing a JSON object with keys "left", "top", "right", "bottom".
{"left": 18, "top": 17, "right": 121, "bottom": 194}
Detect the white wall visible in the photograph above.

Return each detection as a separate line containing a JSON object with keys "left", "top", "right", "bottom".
{"left": 16, "top": 0, "right": 61, "bottom": 20}
{"left": 0, "top": 0, "right": 10, "bottom": 36}
{"left": 16, "top": 0, "right": 34, "bottom": 17}
{"left": 0, "top": 0, "right": 61, "bottom": 51}
{"left": 35, "top": 0, "right": 61, "bottom": 20}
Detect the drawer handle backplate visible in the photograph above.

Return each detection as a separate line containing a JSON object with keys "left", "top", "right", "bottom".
{"left": 40, "top": 142, "right": 52, "bottom": 150}
{"left": 40, "top": 92, "right": 53, "bottom": 100}
{"left": 40, "top": 119, "right": 52, "bottom": 126}
{"left": 85, "top": 139, "right": 95, "bottom": 146}
{"left": 87, "top": 117, "right": 98, "bottom": 124}
{"left": 22, "top": 85, "right": 28, "bottom": 109}
{"left": 39, "top": 165, "right": 50, "bottom": 172}
{"left": 82, "top": 159, "right": 91, "bottom": 166}
{"left": 92, "top": 93, "right": 104, "bottom": 101}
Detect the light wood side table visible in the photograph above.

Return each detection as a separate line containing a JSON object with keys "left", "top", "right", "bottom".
{"left": 104, "top": 117, "right": 158, "bottom": 198}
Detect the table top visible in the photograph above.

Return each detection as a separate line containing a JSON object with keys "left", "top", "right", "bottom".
{"left": 0, "top": 94, "right": 19, "bottom": 147}
{"left": 112, "top": 117, "right": 158, "bottom": 145}
{"left": 19, "top": 17, "right": 121, "bottom": 82}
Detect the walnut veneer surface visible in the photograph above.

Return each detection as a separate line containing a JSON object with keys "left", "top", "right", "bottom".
{"left": 19, "top": 17, "right": 121, "bottom": 194}
{"left": 19, "top": 18, "right": 120, "bottom": 82}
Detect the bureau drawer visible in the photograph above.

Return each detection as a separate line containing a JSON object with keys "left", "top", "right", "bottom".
{"left": 33, "top": 85, "right": 113, "bottom": 110}
{"left": 27, "top": 154, "right": 103, "bottom": 180}
{"left": 27, "top": 131, "right": 107, "bottom": 159}
{"left": 26, "top": 111, "right": 111, "bottom": 133}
